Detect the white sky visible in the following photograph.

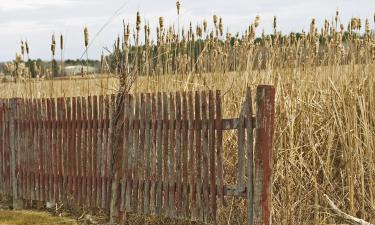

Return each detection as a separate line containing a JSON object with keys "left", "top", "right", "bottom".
{"left": 0, "top": 0, "right": 374, "bottom": 61}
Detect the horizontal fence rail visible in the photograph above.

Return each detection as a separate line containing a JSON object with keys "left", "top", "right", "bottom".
{"left": 0, "top": 85, "right": 275, "bottom": 225}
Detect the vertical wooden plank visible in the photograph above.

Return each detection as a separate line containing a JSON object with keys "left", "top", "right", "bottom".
{"left": 41, "top": 98, "right": 47, "bottom": 202}
{"left": 201, "top": 92, "right": 209, "bottom": 222}
{"left": 132, "top": 94, "right": 140, "bottom": 212}
{"left": 45, "top": 98, "right": 53, "bottom": 202}
{"left": 187, "top": 91, "right": 196, "bottom": 219}
{"left": 120, "top": 94, "right": 129, "bottom": 213}
{"left": 194, "top": 91, "right": 202, "bottom": 220}
{"left": 92, "top": 96, "right": 99, "bottom": 208}
{"left": 81, "top": 97, "right": 88, "bottom": 205}
{"left": 51, "top": 98, "right": 57, "bottom": 203}
{"left": 162, "top": 93, "right": 169, "bottom": 215}
{"left": 104, "top": 95, "right": 111, "bottom": 209}
{"left": 87, "top": 96, "right": 93, "bottom": 206}
{"left": 215, "top": 91, "right": 224, "bottom": 204}
{"left": 144, "top": 93, "right": 151, "bottom": 215}
{"left": 125, "top": 94, "right": 134, "bottom": 212}
{"left": 71, "top": 97, "right": 78, "bottom": 204}
{"left": 66, "top": 98, "right": 73, "bottom": 199}
{"left": 181, "top": 92, "right": 189, "bottom": 217}
{"left": 253, "top": 85, "right": 275, "bottom": 225}
{"left": 175, "top": 92, "right": 182, "bottom": 218}
{"left": 168, "top": 93, "right": 176, "bottom": 217}
{"left": 76, "top": 97, "right": 82, "bottom": 205}
{"left": 245, "top": 88, "right": 254, "bottom": 225}
{"left": 138, "top": 94, "right": 146, "bottom": 213}
{"left": 98, "top": 95, "right": 104, "bottom": 208}
{"left": 9, "top": 98, "right": 22, "bottom": 208}
{"left": 46, "top": 98, "right": 53, "bottom": 203}
{"left": 57, "top": 98, "right": 63, "bottom": 203}
{"left": 208, "top": 91, "right": 217, "bottom": 222}
{"left": 155, "top": 93, "right": 163, "bottom": 215}
{"left": 109, "top": 93, "right": 124, "bottom": 223}
{"left": 238, "top": 94, "right": 246, "bottom": 193}
{"left": 150, "top": 93, "right": 157, "bottom": 215}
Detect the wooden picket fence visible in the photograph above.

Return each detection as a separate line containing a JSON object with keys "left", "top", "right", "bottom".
{"left": 0, "top": 85, "right": 275, "bottom": 225}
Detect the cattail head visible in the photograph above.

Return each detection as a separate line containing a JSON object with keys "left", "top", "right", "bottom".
{"left": 136, "top": 11, "right": 141, "bottom": 31}
{"left": 84, "top": 27, "right": 89, "bottom": 47}
{"left": 254, "top": 15, "right": 260, "bottom": 28}
{"left": 176, "top": 0, "right": 180, "bottom": 15}
{"left": 196, "top": 26, "right": 202, "bottom": 37}
{"left": 213, "top": 14, "right": 218, "bottom": 27}
{"left": 60, "top": 34, "right": 64, "bottom": 50}
{"left": 335, "top": 9, "right": 339, "bottom": 23}
{"left": 159, "top": 17, "right": 164, "bottom": 30}
{"left": 340, "top": 24, "right": 345, "bottom": 33}
{"left": 273, "top": 16, "right": 277, "bottom": 30}
{"left": 310, "top": 18, "right": 316, "bottom": 35}
{"left": 203, "top": 20, "right": 207, "bottom": 33}
{"left": 219, "top": 17, "right": 223, "bottom": 36}
{"left": 25, "top": 41, "right": 29, "bottom": 55}
{"left": 21, "top": 40, "right": 25, "bottom": 55}
{"left": 51, "top": 34, "right": 56, "bottom": 56}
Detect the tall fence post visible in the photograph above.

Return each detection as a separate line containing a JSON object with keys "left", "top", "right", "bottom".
{"left": 245, "top": 88, "right": 254, "bottom": 225}
{"left": 253, "top": 85, "right": 275, "bottom": 225}
{"left": 9, "top": 98, "right": 23, "bottom": 209}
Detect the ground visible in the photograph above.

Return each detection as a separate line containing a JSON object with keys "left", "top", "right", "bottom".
{"left": 0, "top": 210, "right": 76, "bottom": 225}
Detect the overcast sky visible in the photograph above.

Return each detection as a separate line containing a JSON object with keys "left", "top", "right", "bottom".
{"left": 0, "top": 0, "right": 374, "bottom": 62}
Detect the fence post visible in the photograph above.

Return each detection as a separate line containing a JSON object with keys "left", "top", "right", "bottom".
{"left": 253, "top": 85, "right": 275, "bottom": 225}
{"left": 245, "top": 88, "right": 254, "bottom": 225}
{"left": 9, "top": 98, "right": 23, "bottom": 209}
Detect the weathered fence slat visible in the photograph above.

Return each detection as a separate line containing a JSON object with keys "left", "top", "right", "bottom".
{"left": 168, "top": 93, "right": 176, "bottom": 218}
{"left": 208, "top": 91, "right": 217, "bottom": 222}
{"left": 175, "top": 92, "right": 182, "bottom": 217}
{"left": 144, "top": 93, "right": 151, "bottom": 215}
{"left": 201, "top": 91, "right": 209, "bottom": 222}
{"left": 181, "top": 92, "right": 189, "bottom": 218}
{"left": 194, "top": 91, "right": 203, "bottom": 220}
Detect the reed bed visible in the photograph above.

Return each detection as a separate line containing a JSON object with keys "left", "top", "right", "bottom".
{"left": 1, "top": 7, "right": 375, "bottom": 225}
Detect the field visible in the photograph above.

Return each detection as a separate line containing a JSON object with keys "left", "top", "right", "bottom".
{"left": 1, "top": 9, "right": 374, "bottom": 225}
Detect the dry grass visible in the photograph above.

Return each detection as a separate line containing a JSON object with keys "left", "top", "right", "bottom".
{"left": 0, "top": 210, "right": 76, "bottom": 225}
{"left": 1, "top": 63, "right": 374, "bottom": 224}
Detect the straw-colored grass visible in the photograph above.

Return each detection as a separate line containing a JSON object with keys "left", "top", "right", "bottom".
{"left": 0, "top": 210, "right": 76, "bottom": 225}
{"left": 1, "top": 63, "right": 374, "bottom": 224}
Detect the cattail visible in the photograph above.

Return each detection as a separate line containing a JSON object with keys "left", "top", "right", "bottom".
{"left": 84, "top": 27, "right": 89, "bottom": 47}
{"left": 219, "top": 17, "right": 223, "bottom": 36}
{"left": 340, "top": 24, "right": 345, "bottom": 33}
{"left": 159, "top": 17, "right": 164, "bottom": 30}
{"left": 335, "top": 9, "right": 339, "bottom": 25}
{"left": 203, "top": 20, "right": 207, "bottom": 33}
{"left": 254, "top": 15, "right": 260, "bottom": 28}
{"left": 60, "top": 34, "right": 64, "bottom": 50}
{"left": 196, "top": 25, "right": 202, "bottom": 38}
{"left": 51, "top": 34, "right": 56, "bottom": 56}
{"left": 176, "top": 0, "right": 180, "bottom": 15}
{"left": 213, "top": 14, "right": 218, "bottom": 27}
{"left": 136, "top": 11, "right": 141, "bottom": 31}
{"left": 310, "top": 18, "right": 316, "bottom": 35}
{"left": 25, "top": 41, "right": 29, "bottom": 55}
{"left": 21, "top": 41, "right": 25, "bottom": 57}
{"left": 273, "top": 16, "right": 277, "bottom": 30}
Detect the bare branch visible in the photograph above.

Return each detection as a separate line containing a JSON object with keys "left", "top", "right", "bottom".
{"left": 323, "top": 194, "right": 373, "bottom": 225}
